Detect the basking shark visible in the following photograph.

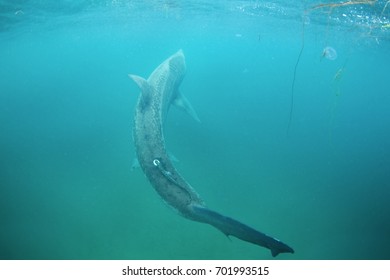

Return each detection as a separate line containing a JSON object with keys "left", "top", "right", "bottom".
{"left": 129, "top": 49, "right": 294, "bottom": 257}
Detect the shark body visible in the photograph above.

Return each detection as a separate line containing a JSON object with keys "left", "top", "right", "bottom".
{"left": 129, "top": 49, "right": 294, "bottom": 257}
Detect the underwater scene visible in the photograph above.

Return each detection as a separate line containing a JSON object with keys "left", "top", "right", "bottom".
{"left": 1, "top": 0, "right": 389, "bottom": 260}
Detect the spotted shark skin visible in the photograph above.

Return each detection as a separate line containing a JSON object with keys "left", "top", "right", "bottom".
{"left": 129, "top": 49, "right": 294, "bottom": 257}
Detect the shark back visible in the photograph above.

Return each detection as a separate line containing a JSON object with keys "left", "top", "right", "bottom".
{"left": 130, "top": 50, "right": 204, "bottom": 216}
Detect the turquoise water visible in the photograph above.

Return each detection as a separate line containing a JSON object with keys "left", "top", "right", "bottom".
{"left": 1, "top": 0, "right": 389, "bottom": 260}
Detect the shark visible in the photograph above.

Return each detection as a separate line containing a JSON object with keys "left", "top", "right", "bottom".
{"left": 129, "top": 49, "right": 294, "bottom": 257}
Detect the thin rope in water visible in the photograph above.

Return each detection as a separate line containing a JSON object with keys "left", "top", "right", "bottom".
{"left": 287, "top": 16, "right": 306, "bottom": 136}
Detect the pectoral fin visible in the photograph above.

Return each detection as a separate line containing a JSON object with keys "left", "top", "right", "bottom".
{"left": 129, "top": 74, "right": 153, "bottom": 110}
{"left": 131, "top": 157, "right": 140, "bottom": 171}
{"left": 173, "top": 91, "right": 201, "bottom": 123}
{"left": 128, "top": 74, "right": 150, "bottom": 92}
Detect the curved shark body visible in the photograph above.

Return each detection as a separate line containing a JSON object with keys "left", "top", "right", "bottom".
{"left": 129, "top": 50, "right": 294, "bottom": 257}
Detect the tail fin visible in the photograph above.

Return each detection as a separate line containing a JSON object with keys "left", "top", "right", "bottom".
{"left": 189, "top": 205, "right": 294, "bottom": 257}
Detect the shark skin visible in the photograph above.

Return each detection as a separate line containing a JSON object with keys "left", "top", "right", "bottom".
{"left": 129, "top": 49, "right": 294, "bottom": 257}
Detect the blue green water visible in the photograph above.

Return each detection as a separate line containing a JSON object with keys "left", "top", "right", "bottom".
{"left": 1, "top": 0, "right": 389, "bottom": 260}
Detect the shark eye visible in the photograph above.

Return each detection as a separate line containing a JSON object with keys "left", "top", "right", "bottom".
{"left": 153, "top": 159, "right": 160, "bottom": 166}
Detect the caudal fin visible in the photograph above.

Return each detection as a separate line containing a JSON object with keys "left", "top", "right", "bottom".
{"left": 189, "top": 205, "right": 294, "bottom": 257}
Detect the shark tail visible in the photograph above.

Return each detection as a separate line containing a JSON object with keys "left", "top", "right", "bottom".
{"left": 189, "top": 205, "right": 294, "bottom": 257}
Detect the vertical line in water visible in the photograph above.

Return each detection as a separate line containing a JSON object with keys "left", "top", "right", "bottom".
{"left": 287, "top": 14, "right": 306, "bottom": 136}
